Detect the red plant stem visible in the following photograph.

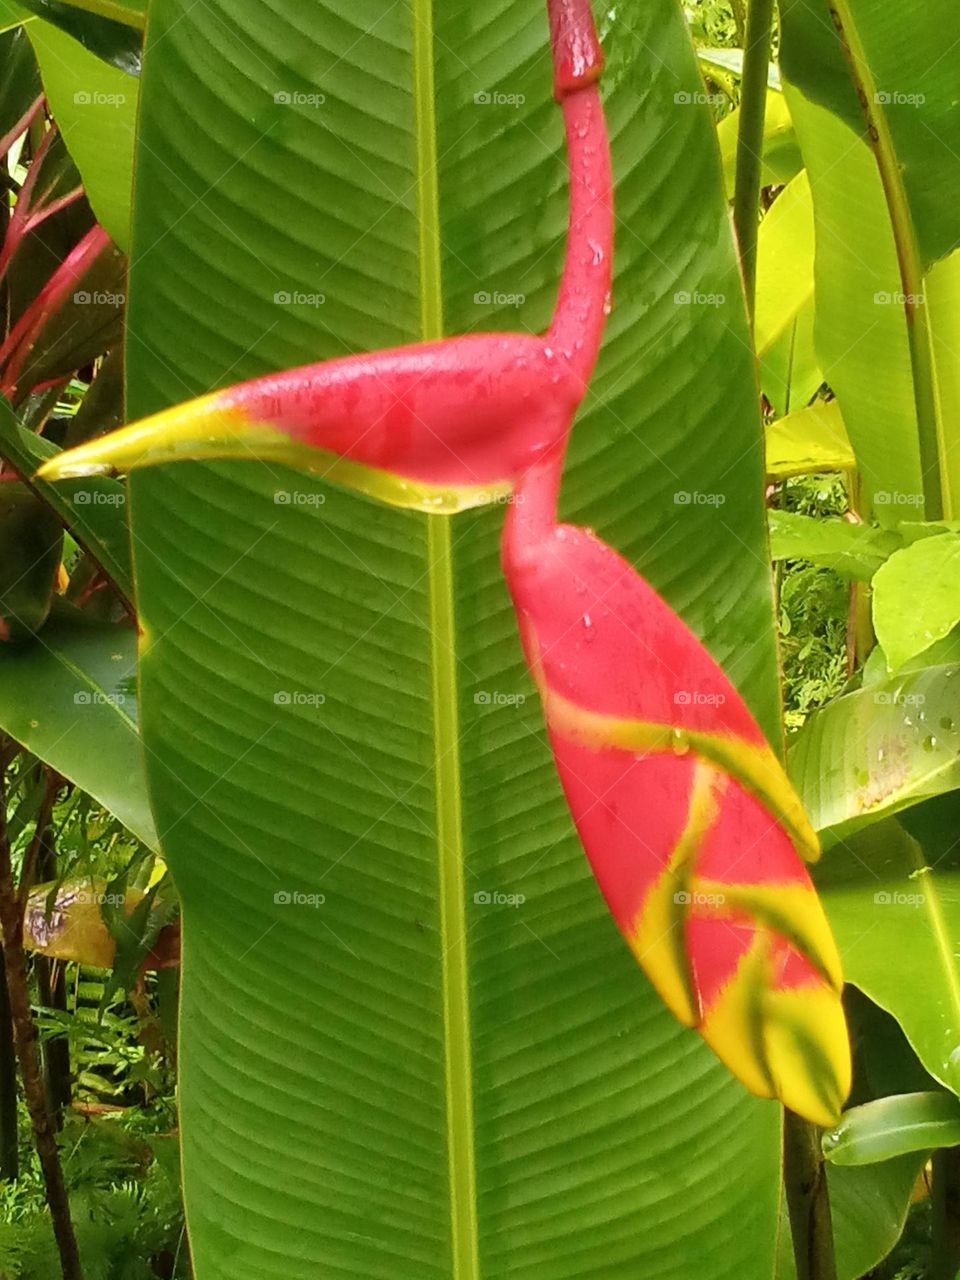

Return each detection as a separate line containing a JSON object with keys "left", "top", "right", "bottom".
{"left": 0, "top": 223, "right": 113, "bottom": 399}
{"left": 547, "top": 27, "right": 613, "bottom": 387}
{"left": 0, "top": 186, "right": 85, "bottom": 284}
{"left": 0, "top": 770, "right": 82, "bottom": 1280}
{"left": 0, "top": 96, "right": 44, "bottom": 169}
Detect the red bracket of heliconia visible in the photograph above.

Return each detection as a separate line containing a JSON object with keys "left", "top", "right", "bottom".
{"left": 39, "top": 0, "right": 849, "bottom": 1125}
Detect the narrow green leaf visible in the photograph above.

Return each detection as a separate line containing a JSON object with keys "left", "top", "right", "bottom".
{"left": 824, "top": 1092, "right": 960, "bottom": 1166}
{"left": 874, "top": 534, "right": 960, "bottom": 672}
{"left": 0, "top": 614, "right": 156, "bottom": 847}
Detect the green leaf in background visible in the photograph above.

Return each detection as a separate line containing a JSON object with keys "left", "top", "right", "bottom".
{"left": 781, "top": 9, "right": 960, "bottom": 528}
{"left": 29, "top": 18, "right": 137, "bottom": 247}
{"left": 697, "top": 46, "right": 779, "bottom": 87}
{"left": 873, "top": 533, "right": 960, "bottom": 673}
{"left": 768, "top": 509, "right": 899, "bottom": 581}
{"left": 814, "top": 812, "right": 960, "bottom": 1095}
{"left": 781, "top": 86, "right": 925, "bottom": 526}
{"left": 0, "top": 399, "right": 132, "bottom": 604}
{"left": 765, "top": 399, "right": 855, "bottom": 479}
{"left": 0, "top": 1, "right": 30, "bottom": 33}
{"left": 0, "top": 614, "right": 156, "bottom": 847}
{"left": 754, "top": 169, "right": 813, "bottom": 362}
{"left": 824, "top": 1091, "right": 960, "bottom": 1166}
{"left": 0, "top": 482, "right": 62, "bottom": 641}
{"left": 780, "top": 0, "right": 960, "bottom": 268}
{"left": 776, "top": 1152, "right": 926, "bottom": 1280}
{"left": 117, "top": 0, "right": 789, "bottom": 1274}
{"left": 16, "top": 0, "right": 141, "bottom": 73}
{"left": 0, "top": 26, "right": 41, "bottom": 134}
{"left": 716, "top": 90, "right": 801, "bottom": 198}
{"left": 760, "top": 301, "right": 821, "bottom": 417}
{"left": 790, "top": 663, "right": 960, "bottom": 843}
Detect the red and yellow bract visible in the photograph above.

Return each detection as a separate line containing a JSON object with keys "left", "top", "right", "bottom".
{"left": 39, "top": 0, "right": 850, "bottom": 1126}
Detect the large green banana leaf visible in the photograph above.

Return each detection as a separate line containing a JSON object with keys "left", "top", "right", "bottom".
{"left": 780, "top": 5, "right": 960, "bottom": 524}
{"left": 123, "top": 1, "right": 787, "bottom": 1275}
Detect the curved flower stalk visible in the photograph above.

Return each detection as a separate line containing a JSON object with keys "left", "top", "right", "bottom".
{"left": 39, "top": 0, "right": 850, "bottom": 1125}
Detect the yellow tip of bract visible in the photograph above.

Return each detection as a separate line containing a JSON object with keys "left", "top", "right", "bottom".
{"left": 35, "top": 395, "right": 514, "bottom": 514}
{"left": 700, "top": 937, "right": 851, "bottom": 1128}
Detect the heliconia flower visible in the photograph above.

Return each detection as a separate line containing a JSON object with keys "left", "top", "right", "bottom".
{"left": 503, "top": 465, "right": 849, "bottom": 1126}
{"left": 36, "top": 0, "right": 850, "bottom": 1124}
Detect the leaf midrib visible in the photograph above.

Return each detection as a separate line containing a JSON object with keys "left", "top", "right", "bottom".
{"left": 413, "top": 2, "right": 480, "bottom": 1276}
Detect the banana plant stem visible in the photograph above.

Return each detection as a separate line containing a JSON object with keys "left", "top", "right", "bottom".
{"left": 783, "top": 1108, "right": 838, "bottom": 1280}
{"left": 732, "top": 0, "right": 775, "bottom": 324}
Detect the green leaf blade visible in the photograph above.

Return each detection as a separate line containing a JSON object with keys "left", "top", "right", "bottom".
{"left": 125, "top": 1, "right": 789, "bottom": 1275}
